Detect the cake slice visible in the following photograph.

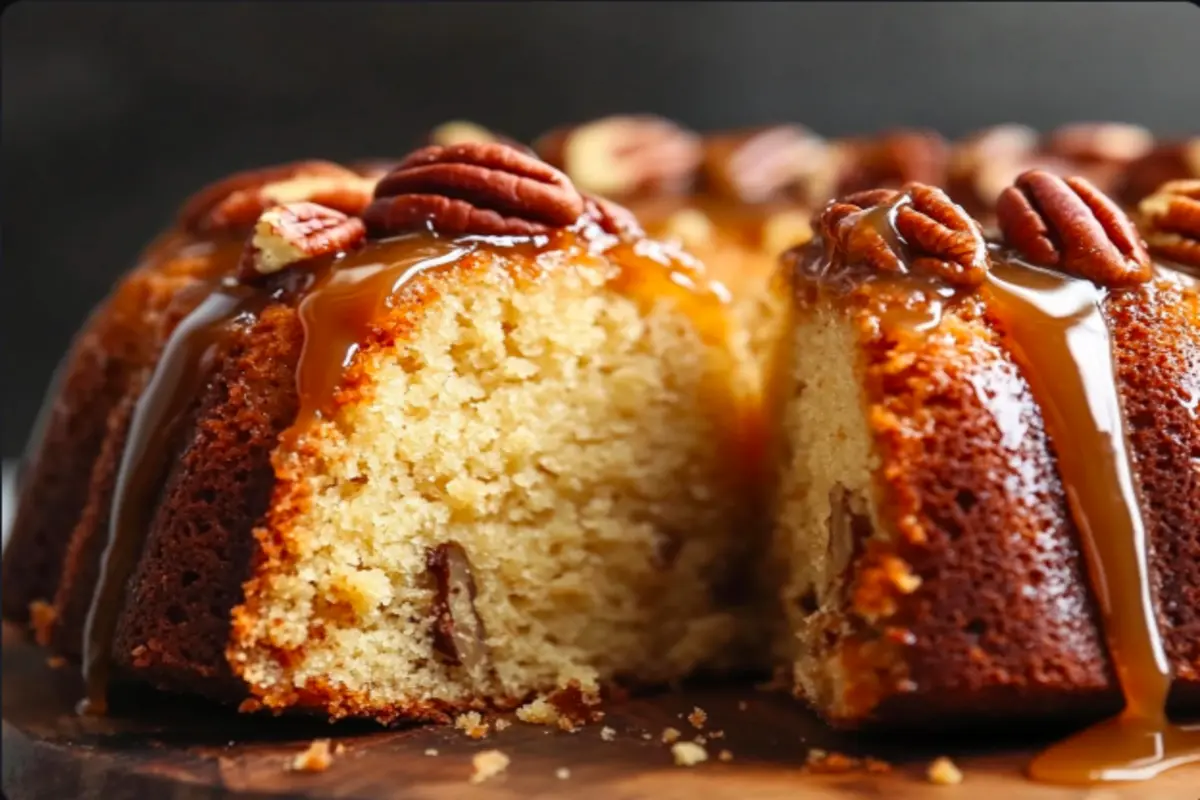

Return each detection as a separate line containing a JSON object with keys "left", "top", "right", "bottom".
{"left": 4, "top": 143, "right": 763, "bottom": 722}
{"left": 769, "top": 176, "right": 1200, "bottom": 729}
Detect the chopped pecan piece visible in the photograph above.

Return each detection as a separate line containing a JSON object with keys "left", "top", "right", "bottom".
{"left": 237, "top": 202, "right": 365, "bottom": 282}
{"left": 996, "top": 170, "right": 1152, "bottom": 286}
{"left": 365, "top": 142, "right": 585, "bottom": 237}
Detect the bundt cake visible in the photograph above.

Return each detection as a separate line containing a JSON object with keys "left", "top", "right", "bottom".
{"left": 2, "top": 142, "right": 762, "bottom": 721}
{"left": 4, "top": 119, "right": 1199, "bottom": 784}
{"left": 768, "top": 171, "right": 1199, "bottom": 780}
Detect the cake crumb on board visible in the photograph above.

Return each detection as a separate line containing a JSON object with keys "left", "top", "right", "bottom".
{"left": 600, "top": 725, "right": 617, "bottom": 741}
{"left": 661, "top": 727, "right": 682, "bottom": 744}
{"left": 516, "top": 697, "right": 559, "bottom": 725}
{"left": 927, "top": 756, "right": 963, "bottom": 785}
{"left": 687, "top": 706, "right": 707, "bottom": 729}
{"left": 470, "top": 750, "right": 510, "bottom": 784}
{"left": 671, "top": 741, "right": 709, "bottom": 767}
{"left": 424, "top": 748, "right": 439, "bottom": 757}
{"left": 718, "top": 749, "right": 734, "bottom": 762}
{"left": 555, "top": 767, "right": 571, "bottom": 780}
{"left": 290, "top": 739, "right": 334, "bottom": 773}
{"left": 494, "top": 718, "right": 512, "bottom": 731}
{"left": 455, "top": 711, "right": 490, "bottom": 739}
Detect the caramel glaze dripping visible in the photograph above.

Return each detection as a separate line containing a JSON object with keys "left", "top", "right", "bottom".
{"left": 984, "top": 253, "right": 1200, "bottom": 784}
{"left": 81, "top": 222, "right": 730, "bottom": 713}
{"left": 792, "top": 201, "right": 1200, "bottom": 784}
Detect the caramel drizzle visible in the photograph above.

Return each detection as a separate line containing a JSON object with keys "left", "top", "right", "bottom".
{"left": 988, "top": 255, "right": 1200, "bottom": 784}
{"left": 80, "top": 225, "right": 728, "bottom": 713}
{"left": 82, "top": 279, "right": 249, "bottom": 713}
{"left": 796, "top": 204, "right": 1200, "bottom": 784}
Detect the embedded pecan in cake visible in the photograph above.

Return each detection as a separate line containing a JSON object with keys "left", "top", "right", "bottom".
{"left": 426, "top": 542, "right": 488, "bottom": 673}
{"left": 364, "top": 142, "right": 586, "bottom": 237}
{"left": 818, "top": 183, "right": 989, "bottom": 287}
{"left": 1137, "top": 180, "right": 1200, "bottom": 268}
{"left": 996, "top": 170, "right": 1152, "bottom": 286}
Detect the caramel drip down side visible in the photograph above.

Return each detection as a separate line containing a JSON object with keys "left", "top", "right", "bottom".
{"left": 797, "top": 192, "right": 1200, "bottom": 783}
{"left": 81, "top": 281, "right": 250, "bottom": 713}
{"left": 982, "top": 256, "right": 1200, "bottom": 784}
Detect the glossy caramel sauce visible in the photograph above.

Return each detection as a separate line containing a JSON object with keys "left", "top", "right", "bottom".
{"left": 983, "top": 255, "right": 1200, "bottom": 783}
{"left": 81, "top": 222, "right": 731, "bottom": 712}
{"left": 789, "top": 200, "right": 1200, "bottom": 784}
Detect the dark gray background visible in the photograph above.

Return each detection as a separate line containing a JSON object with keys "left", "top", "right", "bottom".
{"left": 2, "top": 1, "right": 1198, "bottom": 457}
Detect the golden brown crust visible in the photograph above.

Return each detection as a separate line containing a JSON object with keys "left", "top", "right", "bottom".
{"left": 1, "top": 234, "right": 230, "bottom": 627}
{"left": 108, "top": 302, "right": 303, "bottom": 699}
{"left": 1106, "top": 275, "right": 1200, "bottom": 694}
{"left": 823, "top": 292, "right": 1114, "bottom": 726}
{"left": 803, "top": 270, "right": 1200, "bottom": 727}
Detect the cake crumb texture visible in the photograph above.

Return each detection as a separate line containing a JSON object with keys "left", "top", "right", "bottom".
{"left": 470, "top": 750, "right": 510, "bottom": 784}
{"left": 291, "top": 739, "right": 334, "bottom": 773}
{"left": 671, "top": 741, "right": 709, "bottom": 767}
{"left": 226, "top": 248, "right": 751, "bottom": 722}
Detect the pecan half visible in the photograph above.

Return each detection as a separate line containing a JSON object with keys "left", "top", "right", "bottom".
{"left": 426, "top": 542, "right": 488, "bottom": 674}
{"left": 1046, "top": 122, "right": 1155, "bottom": 166}
{"left": 996, "top": 170, "right": 1152, "bottom": 286}
{"left": 237, "top": 202, "right": 366, "bottom": 282}
{"left": 700, "top": 125, "right": 828, "bottom": 204}
{"left": 1137, "top": 180, "right": 1200, "bottom": 268}
{"left": 1045, "top": 123, "right": 1157, "bottom": 196}
{"left": 534, "top": 115, "right": 702, "bottom": 198}
{"left": 947, "top": 125, "right": 1070, "bottom": 212}
{"left": 820, "top": 183, "right": 989, "bottom": 287}
{"left": 179, "top": 161, "right": 373, "bottom": 234}
{"left": 835, "top": 129, "right": 950, "bottom": 197}
{"left": 365, "top": 142, "right": 585, "bottom": 238}
{"left": 1117, "top": 139, "right": 1200, "bottom": 206}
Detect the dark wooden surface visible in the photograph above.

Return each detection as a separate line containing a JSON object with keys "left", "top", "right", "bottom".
{"left": 4, "top": 624, "right": 1199, "bottom": 799}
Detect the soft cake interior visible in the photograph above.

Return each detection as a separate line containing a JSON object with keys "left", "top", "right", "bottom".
{"left": 768, "top": 302, "right": 887, "bottom": 718}
{"left": 228, "top": 250, "right": 758, "bottom": 717}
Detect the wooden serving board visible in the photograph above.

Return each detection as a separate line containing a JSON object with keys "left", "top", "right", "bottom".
{"left": 3, "top": 625, "right": 1197, "bottom": 800}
